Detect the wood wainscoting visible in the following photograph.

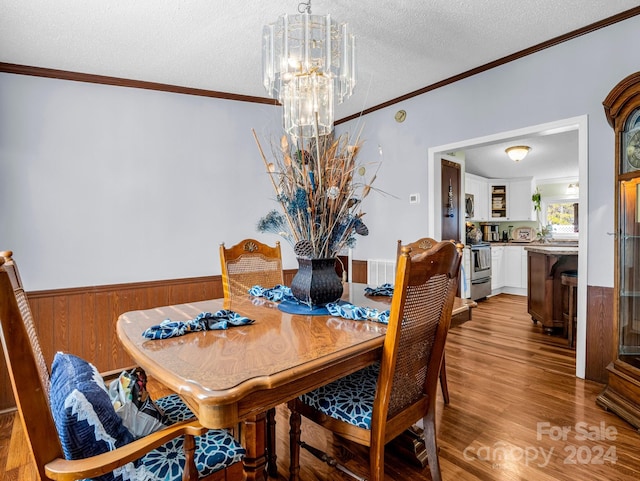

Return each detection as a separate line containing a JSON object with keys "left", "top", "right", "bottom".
{"left": 0, "top": 262, "right": 613, "bottom": 410}
{"left": 0, "top": 270, "right": 300, "bottom": 411}
{"left": 585, "top": 285, "right": 614, "bottom": 383}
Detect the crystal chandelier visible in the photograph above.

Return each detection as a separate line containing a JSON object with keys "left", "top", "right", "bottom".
{"left": 262, "top": 0, "right": 356, "bottom": 138}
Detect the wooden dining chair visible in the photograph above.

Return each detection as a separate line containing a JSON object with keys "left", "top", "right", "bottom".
{"left": 219, "top": 238, "right": 284, "bottom": 300}
{"left": 219, "top": 238, "right": 284, "bottom": 476}
{"left": 0, "top": 251, "right": 245, "bottom": 481}
{"left": 397, "top": 238, "right": 452, "bottom": 405}
{"left": 288, "top": 240, "right": 462, "bottom": 481}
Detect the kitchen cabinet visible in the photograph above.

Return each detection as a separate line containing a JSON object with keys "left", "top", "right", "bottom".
{"left": 465, "top": 173, "right": 488, "bottom": 221}
{"left": 491, "top": 246, "right": 504, "bottom": 292}
{"left": 508, "top": 178, "right": 536, "bottom": 221}
{"left": 461, "top": 248, "right": 471, "bottom": 299}
{"left": 490, "top": 183, "right": 507, "bottom": 220}
{"left": 502, "top": 245, "right": 528, "bottom": 295}
{"left": 596, "top": 71, "right": 640, "bottom": 428}
{"left": 504, "top": 245, "right": 523, "bottom": 288}
{"left": 526, "top": 246, "right": 578, "bottom": 331}
{"left": 489, "top": 178, "right": 535, "bottom": 221}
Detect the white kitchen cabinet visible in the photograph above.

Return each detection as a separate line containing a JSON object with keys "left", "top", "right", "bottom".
{"left": 491, "top": 246, "right": 504, "bottom": 292}
{"left": 465, "top": 173, "right": 489, "bottom": 221}
{"left": 461, "top": 248, "right": 471, "bottom": 299}
{"left": 508, "top": 178, "right": 536, "bottom": 221}
{"left": 520, "top": 247, "right": 528, "bottom": 289}
{"left": 501, "top": 245, "right": 528, "bottom": 296}
{"left": 488, "top": 178, "right": 535, "bottom": 221}
{"left": 489, "top": 183, "right": 508, "bottom": 220}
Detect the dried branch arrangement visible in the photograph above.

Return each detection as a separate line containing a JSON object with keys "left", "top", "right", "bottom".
{"left": 253, "top": 128, "right": 379, "bottom": 259}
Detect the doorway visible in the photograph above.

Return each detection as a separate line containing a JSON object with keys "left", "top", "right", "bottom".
{"left": 427, "top": 115, "right": 588, "bottom": 379}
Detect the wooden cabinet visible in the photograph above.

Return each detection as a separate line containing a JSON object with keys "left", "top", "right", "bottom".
{"left": 465, "top": 173, "right": 488, "bottom": 221}
{"left": 526, "top": 247, "right": 578, "bottom": 331}
{"left": 596, "top": 71, "right": 640, "bottom": 428}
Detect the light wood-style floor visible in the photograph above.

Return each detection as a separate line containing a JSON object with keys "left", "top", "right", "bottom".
{"left": 2, "top": 294, "right": 639, "bottom": 480}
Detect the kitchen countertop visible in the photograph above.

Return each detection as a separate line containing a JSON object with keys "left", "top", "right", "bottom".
{"left": 523, "top": 245, "right": 579, "bottom": 255}
{"left": 487, "top": 241, "right": 578, "bottom": 247}
{"left": 465, "top": 241, "right": 578, "bottom": 250}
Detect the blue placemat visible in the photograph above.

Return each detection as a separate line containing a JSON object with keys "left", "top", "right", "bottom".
{"left": 278, "top": 299, "right": 348, "bottom": 315}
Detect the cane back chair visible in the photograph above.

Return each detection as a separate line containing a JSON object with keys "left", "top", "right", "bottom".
{"left": 219, "top": 239, "right": 284, "bottom": 300}
{"left": 288, "top": 240, "right": 462, "bottom": 481}
{"left": 397, "top": 238, "right": 452, "bottom": 404}
{"left": 219, "top": 238, "right": 284, "bottom": 476}
{"left": 0, "top": 251, "right": 244, "bottom": 481}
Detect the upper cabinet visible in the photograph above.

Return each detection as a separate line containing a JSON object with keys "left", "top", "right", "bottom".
{"left": 489, "top": 177, "right": 535, "bottom": 221}
{"left": 508, "top": 178, "right": 536, "bottom": 221}
{"left": 489, "top": 183, "right": 507, "bottom": 219}
{"left": 466, "top": 173, "right": 535, "bottom": 222}
{"left": 465, "top": 173, "right": 489, "bottom": 221}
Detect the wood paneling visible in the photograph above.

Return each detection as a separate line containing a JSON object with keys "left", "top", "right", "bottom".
{"left": 1, "top": 274, "right": 220, "bottom": 410}
{"left": 586, "top": 285, "right": 614, "bottom": 383}
{"left": 0, "top": 265, "right": 615, "bottom": 410}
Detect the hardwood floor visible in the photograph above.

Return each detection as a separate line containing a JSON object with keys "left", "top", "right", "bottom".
{"left": 2, "top": 294, "right": 639, "bottom": 480}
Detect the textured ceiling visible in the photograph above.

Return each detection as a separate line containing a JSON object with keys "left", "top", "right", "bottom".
{"left": 1, "top": 0, "right": 638, "bottom": 180}
{"left": 2, "top": 0, "right": 639, "bottom": 119}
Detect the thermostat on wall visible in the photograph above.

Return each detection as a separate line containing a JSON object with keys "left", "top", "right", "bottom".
{"left": 409, "top": 193, "right": 420, "bottom": 204}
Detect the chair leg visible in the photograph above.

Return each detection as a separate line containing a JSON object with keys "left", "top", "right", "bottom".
{"left": 288, "top": 405, "right": 302, "bottom": 481}
{"left": 439, "top": 354, "right": 450, "bottom": 405}
{"left": 369, "top": 437, "right": 385, "bottom": 481}
{"left": 422, "top": 412, "right": 442, "bottom": 481}
{"left": 266, "top": 407, "right": 278, "bottom": 477}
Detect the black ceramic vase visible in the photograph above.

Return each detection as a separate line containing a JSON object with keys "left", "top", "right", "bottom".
{"left": 290, "top": 257, "right": 344, "bottom": 307}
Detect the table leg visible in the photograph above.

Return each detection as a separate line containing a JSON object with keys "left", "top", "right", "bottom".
{"left": 242, "top": 412, "right": 268, "bottom": 481}
{"left": 266, "top": 408, "right": 278, "bottom": 477}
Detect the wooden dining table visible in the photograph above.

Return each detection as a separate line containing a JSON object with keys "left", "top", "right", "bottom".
{"left": 116, "top": 283, "right": 471, "bottom": 481}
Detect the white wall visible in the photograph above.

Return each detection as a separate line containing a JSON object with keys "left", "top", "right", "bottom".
{"left": 337, "top": 14, "right": 640, "bottom": 289}
{"left": 1, "top": 15, "right": 638, "bottom": 291}
{"left": 0, "top": 75, "right": 290, "bottom": 289}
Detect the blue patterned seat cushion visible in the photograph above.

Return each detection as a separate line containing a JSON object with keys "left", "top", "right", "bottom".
{"left": 298, "top": 362, "right": 380, "bottom": 429}
{"left": 148, "top": 395, "right": 245, "bottom": 479}
{"left": 50, "top": 353, "right": 244, "bottom": 481}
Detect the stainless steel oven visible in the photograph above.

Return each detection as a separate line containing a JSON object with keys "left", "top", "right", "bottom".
{"left": 470, "top": 243, "right": 491, "bottom": 300}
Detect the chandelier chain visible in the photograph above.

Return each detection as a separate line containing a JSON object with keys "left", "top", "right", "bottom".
{"left": 298, "top": 0, "right": 311, "bottom": 14}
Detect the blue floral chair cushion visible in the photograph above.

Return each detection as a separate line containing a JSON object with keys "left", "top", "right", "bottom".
{"left": 298, "top": 362, "right": 380, "bottom": 429}
{"left": 50, "top": 353, "right": 244, "bottom": 481}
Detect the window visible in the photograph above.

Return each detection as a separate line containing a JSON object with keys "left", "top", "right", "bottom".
{"left": 543, "top": 199, "right": 578, "bottom": 237}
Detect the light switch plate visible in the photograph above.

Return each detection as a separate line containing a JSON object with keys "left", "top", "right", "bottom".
{"left": 409, "top": 193, "right": 420, "bottom": 204}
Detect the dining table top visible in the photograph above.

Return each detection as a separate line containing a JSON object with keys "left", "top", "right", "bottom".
{"left": 116, "top": 283, "right": 470, "bottom": 429}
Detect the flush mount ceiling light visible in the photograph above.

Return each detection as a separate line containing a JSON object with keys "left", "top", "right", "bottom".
{"left": 505, "top": 145, "right": 531, "bottom": 162}
{"left": 262, "top": 0, "right": 356, "bottom": 138}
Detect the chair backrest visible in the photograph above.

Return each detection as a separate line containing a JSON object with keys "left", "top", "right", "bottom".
{"left": 0, "top": 254, "right": 64, "bottom": 481}
{"left": 396, "top": 237, "right": 438, "bottom": 262}
{"left": 375, "top": 240, "right": 462, "bottom": 422}
{"left": 219, "top": 238, "right": 284, "bottom": 300}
